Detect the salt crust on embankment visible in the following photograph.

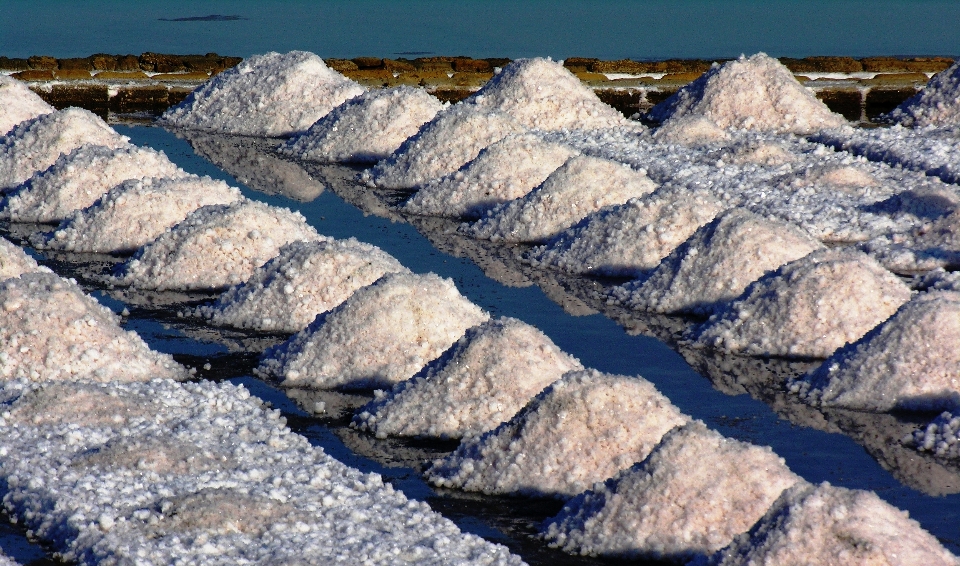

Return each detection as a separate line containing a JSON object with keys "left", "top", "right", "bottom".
{"left": 0, "top": 236, "right": 49, "bottom": 280}
{"left": 462, "top": 155, "right": 657, "bottom": 243}
{"left": 401, "top": 133, "right": 578, "bottom": 218}
{"left": 32, "top": 174, "right": 243, "bottom": 253}
{"left": 0, "top": 108, "right": 128, "bottom": 190}
{"left": 159, "top": 51, "right": 365, "bottom": 137}
{"left": 542, "top": 421, "right": 800, "bottom": 562}
{"left": 611, "top": 208, "right": 824, "bottom": 316}
{"left": 791, "top": 290, "right": 960, "bottom": 412}
{"left": 281, "top": 86, "right": 445, "bottom": 163}
{"left": 194, "top": 238, "right": 408, "bottom": 333}
{"left": 352, "top": 316, "right": 583, "bottom": 440}
{"left": 112, "top": 200, "right": 324, "bottom": 291}
{"left": 888, "top": 60, "right": 960, "bottom": 128}
{"left": 0, "top": 379, "right": 523, "bottom": 565}
{"left": 0, "top": 74, "right": 53, "bottom": 137}
{"left": 696, "top": 482, "right": 959, "bottom": 566}
{"left": 1, "top": 144, "right": 187, "bottom": 223}
{"left": 256, "top": 272, "right": 489, "bottom": 390}
{"left": 425, "top": 369, "right": 689, "bottom": 499}
{"left": 647, "top": 53, "right": 846, "bottom": 134}
{"left": 691, "top": 248, "right": 912, "bottom": 358}
{"left": 0, "top": 272, "right": 186, "bottom": 382}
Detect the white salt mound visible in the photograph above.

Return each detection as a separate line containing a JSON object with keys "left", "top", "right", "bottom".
{"left": 0, "top": 236, "right": 48, "bottom": 280}
{"left": 402, "top": 133, "right": 577, "bottom": 218}
{"left": 352, "top": 316, "right": 583, "bottom": 440}
{"left": 542, "top": 421, "right": 800, "bottom": 562}
{"left": 256, "top": 272, "right": 489, "bottom": 390}
{"left": 527, "top": 186, "right": 725, "bottom": 277}
{"left": 0, "top": 75, "right": 53, "bottom": 136}
{"left": 113, "top": 200, "right": 324, "bottom": 291}
{"left": 195, "top": 238, "right": 409, "bottom": 333}
{"left": 159, "top": 51, "right": 365, "bottom": 137}
{"left": 0, "top": 108, "right": 128, "bottom": 190}
{"left": 1, "top": 144, "right": 186, "bottom": 223}
{"left": 699, "top": 482, "right": 959, "bottom": 566}
{"left": 888, "top": 60, "right": 960, "bottom": 127}
{"left": 613, "top": 209, "right": 824, "bottom": 315}
{"left": 34, "top": 174, "right": 242, "bottom": 253}
{"left": 912, "top": 411, "right": 960, "bottom": 460}
{"left": 648, "top": 53, "right": 846, "bottom": 134}
{"left": 693, "top": 248, "right": 911, "bottom": 358}
{"left": 653, "top": 115, "right": 731, "bottom": 145}
{"left": 0, "top": 272, "right": 187, "bottom": 382}
{"left": 282, "top": 86, "right": 444, "bottom": 163}
{"left": 791, "top": 290, "right": 960, "bottom": 412}
{"left": 365, "top": 104, "right": 526, "bottom": 189}
{"left": 425, "top": 369, "right": 689, "bottom": 498}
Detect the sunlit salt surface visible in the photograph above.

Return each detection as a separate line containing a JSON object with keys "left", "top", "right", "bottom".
{"left": 402, "top": 133, "right": 578, "bottom": 218}
{"left": 0, "top": 236, "right": 49, "bottom": 280}
{"left": 282, "top": 86, "right": 445, "bottom": 163}
{"left": 913, "top": 411, "right": 960, "bottom": 460}
{"left": 691, "top": 248, "right": 912, "bottom": 358}
{"left": 112, "top": 199, "right": 324, "bottom": 291}
{"left": 194, "top": 238, "right": 409, "bottom": 333}
{"left": 647, "top": 53, "right": 846, "bottom": 134}
{"left": 426, "top": 369, "right": 689, "bottom": 498}
{"left": 1, "top": 143, "right": 187, "bottom": 223}
{"left": 888, "top": 60, "right": 960, "bottom": 128}
{"left": 0, "top": 75, "right": 53, "bottom": 137}
{"left": 32, "top": 174, "right": 243, "bottom": 253}
{"left": 542, "top": 421, "right": 800, "bottom": 562}
{"left": 0, "top": 272, "right": 187, "bottom": 382}
{"left": 159, "top": 51, "right": 365, "bottom": 137}
{"left": 697, "top": 482, "right": 958, "bottom": 566}
{"left": 652, "top": 115, "right": 731, "bottom": 146}
{"left": 0, "top": 108, "right": 128, "bottom": 190}
{"left": 611, "top": 208, "right": 824, "bottom": 315}
{"left": 352, "top": 316, "right": 583, "bottom": 440}
{"left": 863, "top": 208, "right": 960, "bottom": 272}
{"left": 257, "top": 272, "right": 489, "bottom": 390}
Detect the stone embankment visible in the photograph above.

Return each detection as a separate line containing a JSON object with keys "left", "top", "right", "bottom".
{"left": 2, "top": 53, "right": 953, "bottom": 122}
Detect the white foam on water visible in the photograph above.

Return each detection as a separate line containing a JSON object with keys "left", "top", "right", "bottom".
{"left": 888, "top": 60, "right": 960, "bottom": 127}
{"left": 0, "top": 75, "right": 53, "bottom": 137}
{"left": 0, "top": 236, "right": 49, "bottom": 280}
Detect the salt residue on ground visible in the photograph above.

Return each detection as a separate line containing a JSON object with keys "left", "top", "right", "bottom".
{"left": 112, "top": 200, "right": 324, "bottom": 291}
{"left": 281, "top": 86, "right": 444, "bottom": 163}
{"left": 862, "top": 208, "right": 960, "bottom": 273}
{"left": 888, "top": 60, "right": 960, "bottom": 127}
{"left": 352, "top": 316, "right": 583, "bottom": 440}
{"left": 611, "top": 209, "right": 823, "bottom": 315}
{"left": 697, "top": 482, "right": 959, "bottom": 566}
{"left": 691, "top": 248, "right": 911, "bottom": 358}
{"left": 0, "top": 272, "right": 187, "bottom": 382}
{"left": 425, "top": 369, "right": 689, "bottom": 498}
{"left": 256, "top": 272, "right": 489, "bottom": 390}
{"left": 0, "top": 75, "right": 53, "bottom": 136}
{"left": 912, "top": 411, "right": 960, "bottom": 460}
{"left": 194, "top": 238, "right": 408, "bottom": 333}
{"left": 159, "top": 51, "right": 365, "bottom": 137}
{"left": 647, "top": 53, "right": 846, "bottom": 134}
{"left": 542, "top": 421, "right": 799, "bottom": 562}
{"left": 0, "top": 108, "right": 128, "bottom": 190}
{"left": 401, "top": 133, "right": 577, "bottom": 218}
{"left": 1, "top": 236, "right": 49, "bottom": 280}
{"left": 463, "top": 155, "right": 657, "bottom": 243}
{"left": 33, "top": 174, "right": 242, "bottom": 253}
{"left": 1, "top": 144, "right": 186, "bottom": 223}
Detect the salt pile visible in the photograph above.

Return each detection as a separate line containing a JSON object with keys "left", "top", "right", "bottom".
{"left": 888, "top": 60, "right": 960, "bottom": 127}
{"left": 647, "top": 53, "right": 846, "bottom": 134}
{"left": 1, "top": 144, "right": 186, "bottom": 223}
{"left": 112, "top": 200, "right": 324, "bottom": 291}
{"left": 912, "top": 411, "right": 960, "bottom": 460}
{"left": 33, "top": 175, "right": 242, "bottom": 253}
{"left": 652, "top": 115, "right": 731, "bottom": 146}
{"left": 365, "top": 104, "right": 525, "bottom": 189}
{"left": 863, "top": 208, "right": 960, "bottom": 272}
{"left": 282, "top": 86, "right": 444, "bottom": 163}
{"left": 0, "top": 74, "right": 53, "bottom": 136}
{"left": 352, "top": 316, "right": 583, "bottom": 440}
{"left": 698, "top": 482, "right": 958, "bottom": 566}
{"left": 425, "top": 369, "right": 689, "bottom": 498}
{"left": 195, "top": 238, "right": 408, "bottom": 333}
{"left": 0, "top": 272, "right": 187, "bottom": 382}
{"left": 691, "top": 248, "right": 911, "bottom": 358}
{"left": 612, "top": 209, "right": 824, "bottom": 315}
{"left": 0, "top": 108, "right": 128, "bottom": 190}
{"left": 527, "top": 186, "right": 725, "bottom": 277}
{"left": 401, "top": 133, "right": 578, "bottom": 218}
{"left": 159, "top": 51, "right": 365, "bottom": 137}
{"left": 791, "top": 290, "right": 960, "bottom": 412}
{"left": 0, "top": 236, "right": 48, "bottom": 280}
{"left": 256, "top": 272, "right": 489, "bottom": 390}
{"left": 542, "top": 421, "right": 800, "bottom": 562}
{"left": 463, "top": 155, "right": 657, "bottom": 242}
